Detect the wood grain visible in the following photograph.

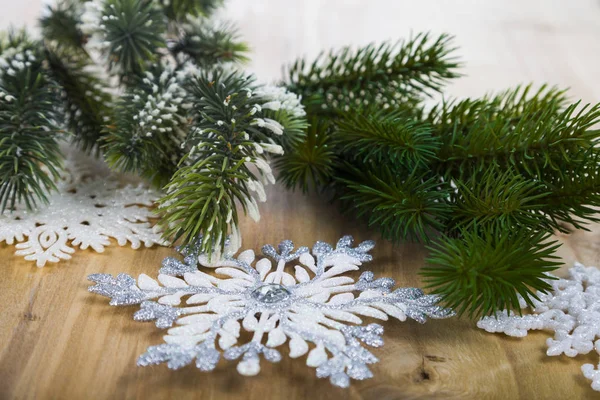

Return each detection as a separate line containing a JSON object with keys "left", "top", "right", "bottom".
{"left": 3, "top": 1, "right": 600, "bottom": 399}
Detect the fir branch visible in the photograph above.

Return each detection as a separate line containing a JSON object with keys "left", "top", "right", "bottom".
{"left": 275, "top": 108, "right": 440, "bottom": 193}
{"left": 336, "top": 110, "right": 440, "bottom": 169}
{"left": 104, "top": 64, "right": 189, "bottom": 186}
{"left": 537, "top": 149, "right": 600, "bottom": 230}
{"left": 44, "top": 45, "right": 112, "bottom": 153}
{"left": 184, "top": 71, "right": 297, "bottom": 147}
{"left": 251, "top": 84, "right": 308, "bottom": 149}
{"left": 421, "top": 226, "right": 562, "bottom": 319}
{"left": 286, "top": 33, "right": 460, "bottom": 114}
{"left": 170, "top": 18, "right": 250, "bottom": 67}
{"left": 263, "top": 107, "right": 308, "bottom": 149}
{"left": 81, "top": 0, "right": 166, "bottom": 80}
{"left": 429, "top": 86, "right": 599, "bottom": 178}
{"left": 274, "top": 118, "right": 339, "bottom": 192}
{"left": 276, "top": 38, "right": 600, "bottom": 319}
{"left": 40, "top": 0, "right": 86, "bottom": 53}
{"left": 427, "top": 84, "right": 568, "bottom": 136}
{"left": 0, "top": 35, "right": 63, "bottom": 211}
{"left": 449, "top": 166, "right": 551, "bottom": 232}
{"left": 158, "top": 139, "right": 252, "bottom": 254}
{"left": 159, "top": 70, "right": 300, "bottom": 252}
{"left": 491, "top": 84, "right": 568, "bottom": 118}
{"left": 162, "top": 0, "right": 224, "bottom": 21}
{"left": 335, "top": 163, "right": 451, "bottom": 243}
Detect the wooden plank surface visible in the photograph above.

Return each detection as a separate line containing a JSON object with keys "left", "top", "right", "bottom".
{"left": 2, "top": 1, "right": 600, "bottom": 399}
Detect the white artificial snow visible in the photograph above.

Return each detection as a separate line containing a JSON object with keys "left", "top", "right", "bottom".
{"left": 478, "top": 262, "right": 600, "bottom": 392}
{"left": 253, "top": 84, "right": 307, "bottom": 118}
{"left": 79, "top": 0, "right": 106, "bottom": 54}
{"left": 0, "top": 146, "right": 166, "bottom": 267}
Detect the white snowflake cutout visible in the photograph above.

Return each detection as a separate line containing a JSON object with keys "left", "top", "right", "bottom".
{"left": 478, "top": 262, "right": 600, "bottom": 392}
{"left": 0, "top": 145, "right": 166, "bottom": 267}
{"left": 88, "top": 235, "right": 454, "bottom": 388}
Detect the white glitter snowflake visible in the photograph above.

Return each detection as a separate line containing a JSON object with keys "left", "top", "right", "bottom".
{"left": 478, "top": 262, "right": 600, "bottom": 392}
{"left": 88, "top": 235, "right": 454, "bottom": 388}
{"left": 0, "top": 146, "right": 166, "bottom": 267}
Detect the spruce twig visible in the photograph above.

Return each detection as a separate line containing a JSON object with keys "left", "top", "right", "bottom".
{"left": 286, "top": 33, "right": 461, "bottom": 114}
{"left": 421, "top": 225, "right": 561, "bottom": 319}
{"left": 0, "top": 34, "right": 63, "bottom": 211}
{"left": 159, "top": 70, "right": 305, "bottom": 253}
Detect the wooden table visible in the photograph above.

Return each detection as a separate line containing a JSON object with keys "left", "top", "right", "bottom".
{"left": 2, "top": 1, "right": 600, "bottom": 399}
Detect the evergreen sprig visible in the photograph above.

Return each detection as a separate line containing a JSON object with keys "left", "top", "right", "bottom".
{"left": 40, "top": 0, "right": 86, "bottom": 53}
{"left": 0, "top": 35, "right": 63, "bottom": 211}
{"left": 286, "top": 33, "right": 461, "bottom": 114}
{"left": 336, "top": 110, "right": 440, "bottom": 169}
{"left": 94, "top": 0, "right": 166, "bottom": 79}
{"left": 104, "top": 64, "right": 189, "bottom": 186}
{"left": 421, "top": 226, "right": 561, "bottom": 318}
{"left": 170, "top": 19, "right": 249, "bottom": 67}
{"left": 162, "top": 0, "right": 224, "bottom": 21}
{"left": 336, "top": 164, "right": 451, "bottom": 243}
{"left": 426, "top": 85, "right": 569, "bottom": 137}
{"left": 0, "top": 0, "right": 276, "bottom": 219}
{"left": 159, "top": 70, "right": 292, "bottom": 253}
{"left": 431, "top": 92, "right": 600, "bottom": 179}
{"left": 449, "top": 166, "right": 551, "bottom": 232}
{"left": 279, "top": 31, "right": 600, "bottom": 318}
{"left": 44, "top": 45, "right": 112, "bottom": 153}
{"left": 538, "top": 148, "right": 600, "bottom": 230}
{"left": 275, "top": 118, "right": 339, "bottom": 193}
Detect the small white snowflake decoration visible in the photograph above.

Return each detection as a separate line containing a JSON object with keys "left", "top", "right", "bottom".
{"left": 0, "top": 146, "right": 166, "bottom": 267}
{"left": 478, "top": 262, "right": 600, "bottom": 392}
{"left": 88, "top": 235, "right": 454, "bottom": 388}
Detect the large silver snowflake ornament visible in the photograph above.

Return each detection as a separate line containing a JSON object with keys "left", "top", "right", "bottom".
{"left": 478, "top": 262, "right": 600, "bottom": 392}
{"left": 88, "top": 235, "right": 454, "bottom": 388}
{"left": 0, "top": 146, "right": 166, "bottom": 267}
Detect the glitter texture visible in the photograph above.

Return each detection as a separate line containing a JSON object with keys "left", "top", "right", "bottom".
{"left": 0, "top": 145, "right": 165, "bottom": 267}
{"left": 88, "top": 235, "right": 454, "bottom": 388}
{"left": 478, "top": 262, "right": 600, "bottom": 392}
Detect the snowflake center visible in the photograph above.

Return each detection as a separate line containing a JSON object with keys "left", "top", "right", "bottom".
{"left": 251, "top": 284, "right": 291, "bottom": 303}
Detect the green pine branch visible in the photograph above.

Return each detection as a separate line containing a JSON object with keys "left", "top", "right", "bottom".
{"left": 44, "top": 45, "right": 112, "bottom": 153}
{"left": 280, "top": 38, "right": 600, "bottom": 319}
{"left": 159, "top": 70, "right": 305, "bottom": 252}
{"left": 162, "top": 0, "right": 224, "bottom": 22}
{"left": 336, "top": 110, "right": 440, "bottom": 169}
{"left": 421, "top": 225, "right": 561, "bottom": 318}
{"left": 449, "top": 166, "right": 551, "bottom": 232}
{"left": 40, "top": 0, "right": 86, "bottom": 53}
{"left": 335, "top": 163, "right": 451, "bottom": 243}
{"left": 448, "top": 148, "right": 600, "bottom": 234}
{"left": 286, "top": 33, "right": 461, "bottom": 114}
{"left": 537, "top": 148, "right": 600, "bottom": 230}
{"left": 170, "top": 18, "right": 250, "bottom": 67}
{"left": 91, "top": 0, "right": 166, "bottom": 80}
{"left": 426, "top": 84, "right": 568, "bottom": 137}
{"left": 0, "top": 34, "right": 63, "bottom": 211}
{"left": 104, "top": 64, "right": 190, "bottom": 186}
{"left": 274, "top": 118, "right": 340, "bottom": 193}
{"left": 429, "top": 85, "right": 600, "bottom": 178}
{"left": 159, "top": 138, "right": 254, "bottom": 254}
